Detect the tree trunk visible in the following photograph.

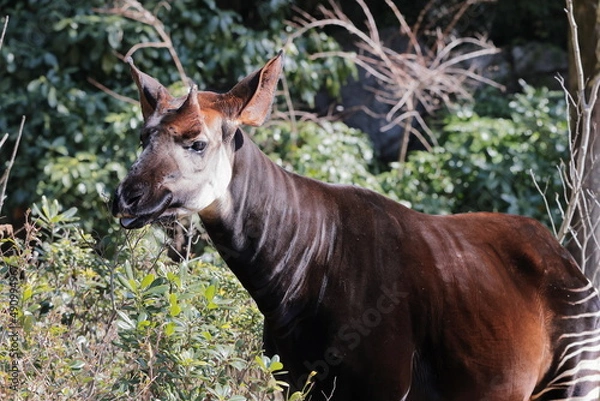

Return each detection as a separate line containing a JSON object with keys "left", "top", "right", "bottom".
{"left": 568, "top": 0, "right": 600, "bottom": 286}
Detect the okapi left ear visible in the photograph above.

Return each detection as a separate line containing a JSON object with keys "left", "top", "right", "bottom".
{"left": 127, "top": 57, "right": 173, "bottom": 120}
{"left": 227, "top": 51, "right": 284, "bottom": 127}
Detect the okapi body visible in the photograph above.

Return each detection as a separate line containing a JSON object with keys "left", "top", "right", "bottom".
{"left": 112, "top": 53, "right": 600, "bottom": 400}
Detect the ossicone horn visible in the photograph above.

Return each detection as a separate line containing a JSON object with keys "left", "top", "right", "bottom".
{"left": 177, "top": 84, "right": 199, "bottom": 116}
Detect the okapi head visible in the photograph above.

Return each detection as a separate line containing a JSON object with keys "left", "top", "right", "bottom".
{"left": 112, "top": 52, "right": 283, "bottom": 229}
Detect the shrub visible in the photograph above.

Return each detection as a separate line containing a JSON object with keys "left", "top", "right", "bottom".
{"left": 0, "top": 198, "right": 308, "bottom": 400}
{"left": 253, "top": 119, "right": 382, "bottom": 192}
{"left": 0, "top": 0, "right": 354, "bottom": 237}
{"left": 379, "top": 83, "right": 568, "bottom": 227}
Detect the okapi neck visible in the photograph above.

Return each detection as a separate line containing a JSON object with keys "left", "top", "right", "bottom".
{"left": 200, "top": 130, "right": 338, "bottom": 331}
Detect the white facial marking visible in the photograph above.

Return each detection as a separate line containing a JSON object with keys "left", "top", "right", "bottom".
{"left": 163, "top": 144, "right": 233, "bottom": 217}
{"left": 191, "top": 145, "right": 233, "bottom": 211}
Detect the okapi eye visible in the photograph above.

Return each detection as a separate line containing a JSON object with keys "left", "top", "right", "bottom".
{"left": 187, "top": 141, "right": 207, "bottom": 153}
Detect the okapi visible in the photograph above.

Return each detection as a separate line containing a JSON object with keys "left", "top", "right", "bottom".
{"left": 112, "top": 52, "right": 600, "bottom": 400}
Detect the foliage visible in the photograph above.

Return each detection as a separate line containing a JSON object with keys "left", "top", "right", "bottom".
{"left": 253, "top": 119, "right": 382, "bottom": 191}
{"left": 0, "top": 198, "right": 312, "bottom": 400}
{"left": 378, "top": 84, "right": 569, "bottom": 227}
{"left": 0, "top": 0, "right": 354, "bottom": 236}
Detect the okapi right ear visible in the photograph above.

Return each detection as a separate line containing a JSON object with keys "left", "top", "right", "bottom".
{"left": 127, "top": 57, "right": 172, "bottom": 120}
{"left": 226, "top": 51, "right": 284, "bottom": 127}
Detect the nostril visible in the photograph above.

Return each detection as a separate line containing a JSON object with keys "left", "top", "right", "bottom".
{"left": 112, "top": 182, "right": 147, "bottom": 216}
{"left": 127, "top": 193, "right": 143, "bottom": 207}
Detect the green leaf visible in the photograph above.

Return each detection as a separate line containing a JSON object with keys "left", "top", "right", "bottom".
{"left": 137, "top": 320, "right": 151, "bottom": 330}
{"left": 140, "top": 273, "right": 155, "bottom": 290}
{"left": 143, "top": 284, "right": 169, "bottom": 296}
{"left": 169, "top": 303, "right": 182, "bottom": 317}
{"left": 255, "top": 355, "right": 267, "bottom": 370}
{"left": 288, "top": 392, "right": 305, "bottom": 401}
{"left": 22, "top": 285, "right": 32, "bottom": 302}
{"left": 269, "top": 360, "right": 284, "bottom": 372}
{"left": 116, "top": 310, "right": 135, "bottom": 331}
{"left": 168, "top": 293, "right": 181, "bottom": 317}
{"left": 69, "top": 360, "right": 86, "bottom": 371}
{"left": 22, "top": 312, "right": 34, "bottom": 333}
{"left": 204, "top": 284, "right": 216, "bottom": 301}
{"left": 116, "top": 274, "right": 135, "bottom": 292}
{"left": 164, "top": 321, "right": 176, "bottom": 337}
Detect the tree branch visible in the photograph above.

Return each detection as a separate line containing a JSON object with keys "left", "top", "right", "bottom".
{"left": 288, "top": 0, "right": 500, "bottom": 162}
{"left": 87, "top": 77, "right": 138, "bottom": 105}
{"left": 0, "top": 116, "right": 26, "bottom": 216}
{"left": 0, "top": 15, "right": 8, "bottom": 50}
{"left": 95, "top": 0, "right": 188, "bottom": 85}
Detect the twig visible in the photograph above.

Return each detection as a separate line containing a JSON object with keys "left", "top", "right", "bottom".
{"left": 557, "top": 0, "right": 600, "bottom": 245}
{"left": 95, "top": 0, "right": 188, "bottom": 85}
{"left": 87, "top": 77, "right": 138, "bottom": 104}
{"left": 0, "top": 15, "right": 8, "bottom": 50}
{"left": 530, "top": 170, "right": 558, "bottom": 236}
{"left": 0, "top": 133, "right": 8, "bottom": 150}
{"left": 288, "top": 0, "right": 500, "bottom": 162}
{"left": 280, "top": 72, "right": 298, "bottom": 137}
{"left": 0, "top": 116, "right": 26, "bottom": 216}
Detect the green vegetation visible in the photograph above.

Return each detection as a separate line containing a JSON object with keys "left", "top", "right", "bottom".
{"left": 1, "top": 197, "right": 306, "bottom": 400}
{"left": 0, "top": 1, "right": 570, "bottom": 399}
{"left": 380, "top": 84, "right": 568, "bottom": 226}
{"left": 0, "top": 0, "right": 354, "bottom": 235}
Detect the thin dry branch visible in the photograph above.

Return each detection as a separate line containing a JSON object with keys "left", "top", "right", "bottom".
{"left": 95, "top": 0, "right": 188, "bottom": 85}
{"left": 0, "top": 15, "right": 8, "bottom": 50}
{"left": 288, "top": 0, "right": 501, "bottom": 162}
{"left": 0, "top": 116, "right": 26, "bottom": 216}
{"left": 557, "top": 0, "right": 600, "bottom": 246}
{"left": 0, "top": 133, "right": 8, "bottom": 150}
{"left": 87, "top": 77, "right": 137, "bottom": 104}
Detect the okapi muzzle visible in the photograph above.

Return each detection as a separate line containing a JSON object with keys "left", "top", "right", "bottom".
{"left": 112, "top": 176, "right": 176, "bottom": 229}
{"left": 112, "top": 52, "right": 283, "bottom": 229}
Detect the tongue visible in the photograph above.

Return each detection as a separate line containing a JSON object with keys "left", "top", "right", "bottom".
{"left": 120, "top": 217, "right": 139, "bottom": 229}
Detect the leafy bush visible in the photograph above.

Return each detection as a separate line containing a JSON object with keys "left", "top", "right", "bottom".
{"left": 253, "top": 119, "right": 382, "bottom": 191}
{"left": 0, "top": 198, "right": 312, "bottom": 400}
{"left": 379, "top": 83, "right": 568, "bottom": 227}
{"left": 0, "top": 0, "right": 354, "bottom": 236}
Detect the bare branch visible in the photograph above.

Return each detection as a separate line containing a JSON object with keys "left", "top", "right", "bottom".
{"left": 385, "top": 0, "right": 422, "bottom": 57}
{"left": 0, "top": 15, "right": 8, "bottom": 50}
{"left": 557, "top": 0, "right": 600, "bottom": 246}
{"left": 530, "top": 170, "right": 558, "bottom": 237}
{"left": 95, "top": 0, "right": 188, "bottom": 85}
{"left": 0, "top": 133, "right": 8, "bottom": 150}
{"left": 288, "top": 0, "right": 500, "bottom": 162}
{"left": 0, "top": 116, "right": 26, "bottom": 216}
{"left": 87, "top": 77, "right": 138, "bottom": 104}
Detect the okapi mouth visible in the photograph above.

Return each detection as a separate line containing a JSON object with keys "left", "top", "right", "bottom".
{"left": 113, "top": 190, "right": 175, "bottom": 229}
{"left": 119, "top": 213, "right": 177, "bottom": 229}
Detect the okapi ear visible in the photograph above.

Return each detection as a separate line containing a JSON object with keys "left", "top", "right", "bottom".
{"left": 227, "top": 51, "right": 283, "bottom": 126}
{"left": 127, "top": 57, "right": 172, "bottom": 120}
